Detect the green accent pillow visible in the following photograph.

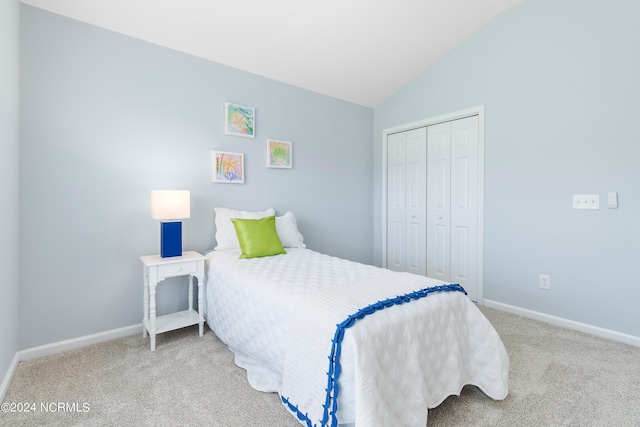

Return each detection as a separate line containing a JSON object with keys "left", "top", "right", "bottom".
{"left": 231, "top": 215, "right": 287, "bottom": 259}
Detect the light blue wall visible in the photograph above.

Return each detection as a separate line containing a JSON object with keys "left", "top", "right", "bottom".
{"left": 19, "top": 6, "right": 373, "bottom": 349}
{"left": 0, "top": 0, "right": 20, "bottom": 382}
{"left": 374, "top": 0, "right": 640, "bottom": 337}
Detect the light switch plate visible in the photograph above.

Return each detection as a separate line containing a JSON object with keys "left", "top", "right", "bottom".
{"left": 572, "top": 194, "right": 599, "bottom": 210}
{"left": 607, "top": 192, "right": 618, "bottom": 209}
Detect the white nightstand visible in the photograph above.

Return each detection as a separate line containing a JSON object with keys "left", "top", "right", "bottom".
{"left": 140, "top": 251, "right": 206, "bottom": 351}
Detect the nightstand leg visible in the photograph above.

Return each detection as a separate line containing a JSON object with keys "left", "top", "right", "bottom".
{"left": 188, "top": 275, "right": 194, "bottom": 311}
{"left": 197, "top": 274, "right": 204, "bottom": 337}
{"left": 143, "top": 269, "right": 149, "bottom": 338}
{"left": 149, "top": 283, "right": 157, "bottom": 351}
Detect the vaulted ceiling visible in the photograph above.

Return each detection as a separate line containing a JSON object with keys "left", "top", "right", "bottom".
{"left": 21, "top": 0, "right": 525, "bottom": 107}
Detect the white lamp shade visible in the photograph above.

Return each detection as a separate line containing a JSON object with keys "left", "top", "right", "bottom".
{"left": 151, "top": 190, "right": 190, "bottom": 220}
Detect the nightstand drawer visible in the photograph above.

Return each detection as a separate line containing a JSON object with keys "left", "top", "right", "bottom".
{"left": 157, "top": 261, "right": 198, "bottom": 278}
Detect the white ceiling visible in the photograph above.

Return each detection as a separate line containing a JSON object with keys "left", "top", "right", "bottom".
{"left": 21, "top": 0, "right": 524, "bottom": 107}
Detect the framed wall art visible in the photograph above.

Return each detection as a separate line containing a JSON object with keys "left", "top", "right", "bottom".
{"left": 267, "top": 139, "right": 292, "bottom": 169}
{"left": 224, "top": 102, "right": 255, "bottom": 138}
{"left": 213, "top": 151, "right": 245, "bottom": 183}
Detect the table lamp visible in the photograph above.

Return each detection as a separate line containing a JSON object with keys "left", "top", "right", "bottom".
{"left": 151, "top": 190, "right": 190, "bottom": 257}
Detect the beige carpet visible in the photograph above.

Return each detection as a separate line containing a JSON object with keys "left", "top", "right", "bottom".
{"left": 2, "top": 306, "right": 640, "bottom": 427}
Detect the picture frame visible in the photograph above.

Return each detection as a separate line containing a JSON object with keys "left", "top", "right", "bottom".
{"left": 267, "top": 139, "right": 292, "bottom": 169}
{"left": 224, "top": 102, "right": 255, "bottom": 138}
{"left": 213, "top": 151, "right": 245, "bottom": 183}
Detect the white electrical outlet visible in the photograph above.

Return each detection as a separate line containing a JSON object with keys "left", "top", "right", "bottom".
{"left": 539, "top": 274, "right": 551, "bottom": 290}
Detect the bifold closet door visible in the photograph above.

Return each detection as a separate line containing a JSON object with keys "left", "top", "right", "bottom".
{"left": 386, "top": 127, "right": 427, "bottom": 275}
{"left": 427, "top": 116, "right": 479, "bottom": 301}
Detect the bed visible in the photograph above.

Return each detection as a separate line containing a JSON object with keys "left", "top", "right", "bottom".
{"left": 205, "top": 208, "right": 509, "bottom": 427}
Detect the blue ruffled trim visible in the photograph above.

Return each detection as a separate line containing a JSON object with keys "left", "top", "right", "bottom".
{"left": 282, "top": 283, "right": 466, "bottom": 427}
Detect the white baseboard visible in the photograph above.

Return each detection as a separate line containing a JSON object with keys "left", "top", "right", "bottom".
{"left": 484, "top": 299, "right": 640, "bottom": 348}
{"left": 0, "top": 323, "right": 142, "bottom": 402}
{"left": 18, "top": 323, "right": 143, "bottom": 361}
{"left": 0, "top": 353, "right": 19, "bottom": 402}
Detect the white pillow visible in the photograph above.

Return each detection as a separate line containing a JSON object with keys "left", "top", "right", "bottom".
{"left": 276, "top": 212, "right": 306, "bottom": 248}
{"left": 214, "top": 207, "right": 275, "bottom": 250}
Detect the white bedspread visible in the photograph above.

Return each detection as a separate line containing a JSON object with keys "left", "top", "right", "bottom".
{"left": 205, "top": 248, "right": 509, "bottom": 426}
{"left": 205, "top": 248, "right": 382, "bottom": 405}
{"left": 280, "top": 270, "right": 508, "bottom": 427}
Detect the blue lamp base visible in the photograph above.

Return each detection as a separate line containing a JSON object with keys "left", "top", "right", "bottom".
{"left": 160, "top": 221, "right": 182, "bottom": 258}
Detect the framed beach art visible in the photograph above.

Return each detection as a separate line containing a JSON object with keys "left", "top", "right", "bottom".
{"left": 224, "top": 102, "right": 255, "bottom": 138}
{"left": 213, "top": 151, "right": 245, "bottom": 184}
{"left": 267, "top": 139, "right": 292, "bottom": 169}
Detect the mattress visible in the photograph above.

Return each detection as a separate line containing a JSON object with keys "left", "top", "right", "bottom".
{"left": 205, "top": 248, "right": 509, "bottom": 426}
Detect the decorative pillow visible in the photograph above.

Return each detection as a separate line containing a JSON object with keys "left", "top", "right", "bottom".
{"left": 275, "top": 211, "right": 306, "bottom": 248}
{"left": 214, "top": 207, "right": 275, "bottom": 250}
{"left": 231, "top": 216, "right": 286, "bottom": 259}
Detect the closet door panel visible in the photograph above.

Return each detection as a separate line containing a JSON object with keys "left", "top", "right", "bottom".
{"left": 389, "top": 220, "right": 405, "bottom": 271}
{"left": 407, "top": 222, "right": 421, "bottom": 272}
{"left": 427, "top": 123, "right": 451, "bottom": 282}
{"left": 387, "top": 132, "right": 407, "bottom": 272}
{"left": 450, "top": 116, "right": 479, "bottom": 298}
{"left": 405, "top": 128, "right": 427, "bottom": 275}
